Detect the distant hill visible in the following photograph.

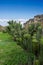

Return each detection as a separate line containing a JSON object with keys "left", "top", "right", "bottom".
{"left": 0, "top": 25, "right": 5, "bottom": 32}
{"left": 24, "top": 14, "right": 43, "bottom": 29}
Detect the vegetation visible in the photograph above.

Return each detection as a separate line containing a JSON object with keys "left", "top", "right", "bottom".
{"left": 0, "top": 20, "right": 43, "bottom": 65}
{"left": 0, "top": 32, "right": 28, "bottom": 65}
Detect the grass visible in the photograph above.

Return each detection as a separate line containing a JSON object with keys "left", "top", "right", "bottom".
{"left": 0, "top": 32, "right": 28, "bottom": 65}
{"left": 0, "top": 32, "right": 13, "bottom": 41}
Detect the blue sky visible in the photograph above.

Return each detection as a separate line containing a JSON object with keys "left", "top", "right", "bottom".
{"left": 0, "top": 0, "right": 43, "bottom": 25}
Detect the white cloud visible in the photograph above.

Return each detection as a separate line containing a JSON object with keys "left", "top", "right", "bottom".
{"left": 0, "top": 18, "right": 28, "bottom": 26}
{"left": 17, "top": 18, "right": 28, "bottom": 24}
{"left": 0, "top": 19, "right": 9, "bottom": 26}
{"left": 0, "top": 19, "right": 9, "bottom": 22}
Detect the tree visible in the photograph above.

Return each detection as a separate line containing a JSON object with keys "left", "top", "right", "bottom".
{"left": 6, "top": 20, "right": 22, "bottom": 41}
{"left": 6, "top": 21, "right": 43, "bottom": 65}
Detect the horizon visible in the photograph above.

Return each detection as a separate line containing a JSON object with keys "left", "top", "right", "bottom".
{"left": 0, "top": 14, "right": 43, "bottom": 26}
{"left": 0, "top": 0, "right": 43, "bottom": 26}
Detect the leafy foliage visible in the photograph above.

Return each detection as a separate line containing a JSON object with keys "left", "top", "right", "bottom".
{"left": 6, "top": 21, "right": 43, "bottom": 65}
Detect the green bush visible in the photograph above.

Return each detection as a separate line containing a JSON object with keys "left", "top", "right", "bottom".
{"left": 35, "top": 60, "right": 39, "bottom": 65}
